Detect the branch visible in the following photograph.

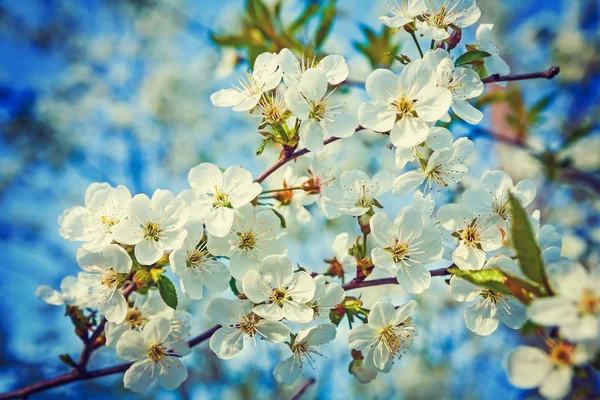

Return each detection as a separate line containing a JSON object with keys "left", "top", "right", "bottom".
{"left": 481, "top": 66, "right": 560, "bottom": 84}
{"left": 342, "top": 266, "right": 452, "bottom": 291}
{"left": 290, "top": 377, "right": 316, "bottom": 400}
{"left": 0, "top": 325, "right": 221, "bottom": 400}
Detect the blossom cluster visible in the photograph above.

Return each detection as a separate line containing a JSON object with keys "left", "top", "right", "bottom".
{"left": 32, "top": 0, "right": 599, "bottom": 398}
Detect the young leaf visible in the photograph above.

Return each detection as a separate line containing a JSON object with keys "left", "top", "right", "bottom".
{"left": 454, "top": 50, "right": 491, "bottom": 67}
{"left": 157, "top": 275, "right": 178, "bottom": 310}
{"left": 509, "top": 193, "right": 547, "bottom": 286}
{"left": 270, "top": 208, "right": 287, "bottom": 228}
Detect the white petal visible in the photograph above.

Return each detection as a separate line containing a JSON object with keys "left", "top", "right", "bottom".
{"left": 451, "top": 100, "right": 483, "bottom": 125}
{"left": 365, "top": 69, "right": 398, "bottom": 101}
{"left": 300, "top": 119, "right": 325, "bottom": 152}
{"left": 205, "top": 207, "right": 234, "bottom": 238}
{"left": 135, "top": 239, "right": 165, "bottom": 266}
{"left": 392, "top": 170, "right": 426, "bottom": 197}
{"left": 284, "top": 86, "right": 310, "bottom": 120}
{"left": 368, "top": 301, "right": 395, "bottom": 330}
{"left": 256, "top": 320, "right": 291, "bottom": 343}
{"left": 397, "top": 263, "right": 431, "bottom": 294}
{"left": 464, "top": 300, "right": 498, "bottom": 336}
{"left": 390, "top": 116, "right": 431, "bottom": 149}
{"left": 123, "top": 360, "right": 154, "bottom": 392}
{"left": 142, "top": 317, "right": 172, "bottom": 344}
{"left": 273, "top": 356, "right": 302, "bottom": 385}
{"left": 357, "top": 100, "right": 396, "bottom": 132}
{"left": 116, "top": 330, "right": 147, "bottom": 361}
{"left": 299, "top": 68, "right": 328, "bottom": 101}
{"left": 104, "top": 291, "right": 128, "bottom": 324}
{"left": 209, "top": 327, "right": 244, "bottom": 360}
{"left": 156, "top": 357, "right": 188, "bottom": 390}
{"left": 318, "top": 55, "right": 349, "bottom": 85}
{"left": 506, "top": 346, "right": 553, "bottom": 388}
{"left": 539, "top": 366, "right": 573, "bottom": 399}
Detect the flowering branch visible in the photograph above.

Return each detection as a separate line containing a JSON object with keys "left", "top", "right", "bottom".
{"left": 481, "top": 66, "right": 560, "bottom": 84}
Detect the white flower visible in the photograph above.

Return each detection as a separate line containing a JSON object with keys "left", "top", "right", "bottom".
{"left": 358, "top": 60, "right": 452, "bottom": 149}
{"left": 462, "top": 170, "right": 537, "bottom": 221}
{"left": 112, "top": 189, "right": 189, "bottom": 266}
{"left": 348, "top": 301, "right": 417, "bottom": 370}
{"left": 186, "top": 163, "right": 262, "bottom": 238}
{"left": 270, "top": 166, "right": 313, "bottom": 227}
{"left": 416, "top": 0, "right": 481, "bottom": 40}
{"left": 393, "top": 137, "right": 474, "bottom": 196}
{"left": 273, "top": 324, "right": 337, "bottom": 385}
{"left": 285, "top": 68, "right": 357, "bottom": 151}
{"left": 242, "top": 255, "right": 316, "bottom": 323}
{"left": 529, "top": 264, "right": 600, "bottom": 342}
{"left": 207, "top": 204, "right": 284, "bottom": 280}
{"left": 169, "top": 220, "right": 230, "bottom": 300}
{"left": 323, "top": 170, "right": 395, "bottom": 217}
{"left": 349, "top": 349, "right": 386, "bottom": 384}
{"left": 35, "top": 275, "right": 90, "bottom": 308}
{"left": 117, "top": 318, "right": 188, "bottom": 392}
{"left": 328, "top": 232, "right": 358, "bottom": 280}
{"left": 207, "top": 298, "right": 290, "bottom": 359}
{"left": 476, "top": 24, "right": 510, "bottom": 87}
{"left": 379, "top": 0, "right": 427, "bottom": 29}
{"left": 303, "top": 149, "right": 339, "bottom": 218}
{"left": 423, "top": 49, "right": 484, "bottom": 124}
{"left": 395, "top": 126, "right": 454, "bottom": 169}
{"left": 210, "top": 52, "right": 282, "bottom": 111}
{"left": 308, "top": 275, "right": 345, "bottom": 319}
{"left": 59, "top": 183, "right": 131, "bottom": 252}
{"left": 506, "top": 343, "right": 593, "bottom": 399}
{"left": 77, "top": 244, "right": 132, "bottom": 323}
{"left": 449, "top": 255, "right": 527, "bottom": 335}
{"left": 278, "top": 48, "right": 349, "bottom": 87}
{"left": 370, "top": 208, "right": 443, "bottom": 294}
{"left": 436, "top": 204, "right": 505, "bottom": 270}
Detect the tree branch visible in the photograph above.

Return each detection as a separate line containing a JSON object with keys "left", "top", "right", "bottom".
{"left": 290, "top": 377, "right": 316, "bottom": 400}
{"left": 342, "top": 266, "right": 452, "bottom": 291}
{"left": 481, "top": 66, "right": 560, "bottom": 84}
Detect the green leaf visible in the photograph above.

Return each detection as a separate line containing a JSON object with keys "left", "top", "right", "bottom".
{"left": 449, "top": 268, "right": 512, "bottom": 296}
{"left": 270, "top": 208, "right": 287, "bottom": 228}
{"left": 315, "top": 1, "right": 336, "bottom": 49}
{"left": 256, "top": 138, "right": 271, "bottom": 156}
{"left": 509, "top": 193, "right": 547, "bottom": 286}
{"left": 229, "top": 277, "right": 240, "bottom": 297}
{"left": 520, "top": 320, "right": 542, "bottom": 336}
{"left": 454, "top": 50, "right": 491, "bottom": 67}
{"left": 157, "top": 275, "right": 178, "bottom": 310}
{"left": 59, "top": 354, "right": 77, "bottom": 368}
{"left": 289, "top": 3, "right": 320, "bottom": 33}
{"left": 210, "top": 33, "right": 251, "bottom": 47}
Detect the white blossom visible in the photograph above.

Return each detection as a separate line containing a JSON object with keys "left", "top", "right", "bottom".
{"left": 186, "top": 163, "right": 262, "bottom": 237}
{"left": 370, "top": 207, "right": 443, "bottom": 294}
{"left": 394, "top": 126, "right": 454, "bottom": 169}
{"left": 273, "top": 324, "right": 336, "bottom": 385}
{"left": 242, "top": 255, "right": 316, "bottom": 323}
{"left": 59, "top": 183, "right": 131, "bottom": 252}
{"left": 112, "top": 189, "right": 189, "bottom": 266}
{"left": 35, "top": 275, "right": 91, "bottom": 308}
{"left": 476, "top": 24, "right": 511, "bottom": 86}
{"left": 117, "top": 318, "right": 188, "bottom": 392}
{"left": 358, "top": 60, "right": 452, "bottom": 149}
{"left": 207, "top": 298, "right": 290, "bottom": 359}
{"left": 210, "top": 52, "right": 282, "bottom": 111}
{"left": 278, "top": 48, "right": 349, "bottom": 87}
{"left": 416, "top": 0, "right": 481, "bottom": 40}
{"left": 307, "top": 275, "right": 345, "bottom": 320}
{"left": 170, "top": 220, "right": 230, "bottom": 300}
{"left": 379, "top": 0, "right": 427, "bottom": 29}
{"left": 329, "top": 232, "right": 358, "bottom": 280}
{"left": 348, "top": 301, "right": 417, "bottom": 370}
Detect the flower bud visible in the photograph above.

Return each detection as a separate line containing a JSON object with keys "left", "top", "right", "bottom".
{"left": 133, "top": 269, "right": 153, "bottom": 287}
{"left": 447, "top": 28, "right": 462, "bottom": 51}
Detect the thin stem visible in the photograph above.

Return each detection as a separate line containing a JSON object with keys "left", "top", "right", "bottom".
{"left": 342, "top": 265, "right": 453, "bottom": 291}
{"left": 481, "top": 66, "right": 560, "bottom": 84}
{"left": 259, "top": 186, "right": 304, "bottom": 195}
{"left": 362, "top": 230, "right": 368, "bottom": 259}
{"left": 290, "top": 377, "right": 316, "bottom": 400}
{"left": 409, "top": 30, "right": 424, "bottom": 58}
{"left": 430, "top": 39, "right": 435, "bottom": 50}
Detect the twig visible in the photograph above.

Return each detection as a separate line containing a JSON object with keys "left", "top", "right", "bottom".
{"left": 342, "top": 266, "right": 452, "bottom": 291}
{"left": 290, "top": 377, "right": 316, "bottom": 400}
{"left": 481, "top": 66, "right": 560, "bottom": 84}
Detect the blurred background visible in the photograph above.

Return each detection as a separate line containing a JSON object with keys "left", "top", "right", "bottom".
{"left": 0, "top": 0, "right": 598, "bottom": 398}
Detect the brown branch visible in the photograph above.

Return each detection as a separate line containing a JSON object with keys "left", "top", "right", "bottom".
{"left": 481, "top": 66, "right": 560, "bottom": 84}
{"left": 342, "top": 266, "right": 452, "bottom": 291}
{"left": 290, "top": 377, "right": 316, "bottom": 400}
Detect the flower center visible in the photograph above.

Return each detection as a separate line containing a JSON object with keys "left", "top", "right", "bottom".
{"left": 126, "top": 309, "right": 145, "bottom": 328}
{"left": 237, "top": 231, "right": 257, "bottom": 251}
{"left": 143, "top": 222, "right": 163, "bottom": 241}
{"left": 187, "top": 243, "right": 210, "bottom": 271}
{"left": 492, "top": 199, "right": 511, "bottom": 220}
{"left": 355, "top": 184, "right": 374, "bottom": 208}
{"left": 213, "top": 187, "right": 231, "bottom": 208}
{"left": 239, "top": 314, "right": 260, "bottom": 336}
{"left": 393, "top": 96, "right": 415, "bottom": 119}
{"left": 100, "top": 268, "right": 122, "bottom": 289}
{"left": 377, "top": 324, "right": 415, "bottom": 360}
{"left": 147, "top": 343, "right": 168, "bottom": 362}
{"left": 101, "top": 215, "right": 119, "bottom": 229}
{"left": 386, "top": 242, "right": 410, "bottom": 263}
{"left": 579, "top": 289, "right": 599, "bottom": 315}
{"left": 259, "top": 95, "right": 288, "bottom": 125}
{"left": 549, "top": 342, "right": 574, "bottom": 366}
{"left": 431, "top": 7, "right": 447, "bottom": 27}
{"left": 461, "top": 225, "right": 481, "bottom": 247}
{"left": 310, "top": 101, "right": 328, "bottom": 120}
{"left": 271, "top": 288, "right": 289, "bottom": 306}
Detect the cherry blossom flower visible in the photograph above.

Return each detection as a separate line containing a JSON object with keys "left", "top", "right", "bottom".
{"left": 35, "top": 275, "right": 91, "bottom": 308}
{"left": 436, "top": 204, "right": 505, "bottom": 270}
{"left": 242, "top": 255, "right": 316, "bottom": 323}
{"left": 207, "top": 204, "right": 284, "bottom": 280}
{"left": 476, "top": 24, "right": 511, "bottom": 87}
{"left": 423, "top": 49, "right": 484, "bottom": 124}
{"left": 207, "top": 298, "right": 290, "bottom": 359}
{"left": 417, "top": 0, "right": 481, "bottom": 40}
{"left": 210, "top": 52, "right": 282, "bottom": 111}
{"left": 112, "top": 189, "right": 188, "bottom": 266}
{"left": 462, "top": 170, "right": 537, "bottom": 221}
{"left": 393, "top": 137, "right": 474, "bottom": 196}
{"left": 529, "top": 264, "right": 600, "bottom": 342}
{"left": 358, "top": 60, "right": 452, "bottom": 149}
{"left": 348, "top": 301, "right": 417, "bottom": 370}
{"left": 59, "top": 183, "right": 131, "bottom": 252}
{"left": 285, "top": 68, "right": 357, "bottom": 151}
{"left": 273, "top": 324, "right": 336, "bottom": 385}
{"left": 324, "top": 170, "right": 395, "bottom": 217}
{"left": 506, "top": 342, "right": 594, "bottom": 399}
{"left": 271, "top": 167, "right": 313, "bottom": 227}
{"left": 117, "top": 318, "right": 188, "bottom": 392}
{"left": 307, "top": 275, "right": 345, "bottom": 320}
{"left": 77, "top": 244, "right": 133, "bottom": 323}
{"left": 449, "top": 255, "right": 527, "bottom": 335}
{"left": 327, "top": 232, "right": 358, "bottom": 280}
{"left": 278, "top": 48, "right": 349, "bottom": 87}
{"left": 394, "top": 126, "right": 454, "bottom": 169}
{"left": 379, "top": 0, "right": 427, "bottom": 29}
{"left": 186, "top": 163, "right": 262, "bottom": 237}
{"left": 170, "top": 219, "right": 230, "bottom": 300}
{"left": 302, "top": 149, "right": 339, "bottom": 218}
{"left": 370, "top": 207, "right": 443, "bottom": 294}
